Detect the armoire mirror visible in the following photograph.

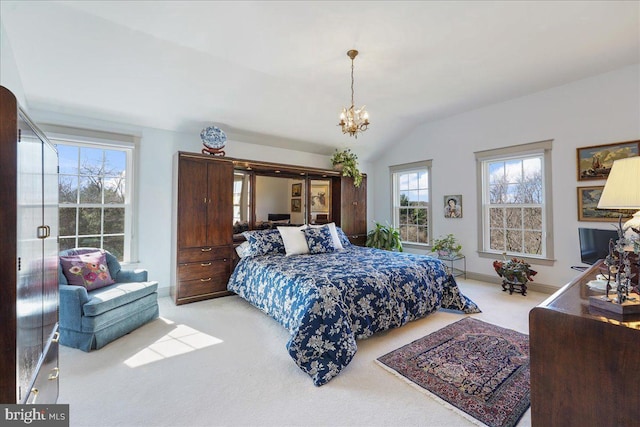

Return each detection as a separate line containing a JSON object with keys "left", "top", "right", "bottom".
{"left": 231, "top": 159, "right": 340, "bottom": 236}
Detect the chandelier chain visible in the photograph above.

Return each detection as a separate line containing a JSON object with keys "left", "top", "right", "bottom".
{"left": 351, "top": 58, "right": 355, "bottom": 107}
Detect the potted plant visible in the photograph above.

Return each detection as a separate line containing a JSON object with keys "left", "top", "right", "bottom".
{"left": 331, "top": 148, "right": 363, "bottom": 187}
{"left": 430, "top": 234, "right": 462, "bottom": 258}
{"left": 366, "top": 222, "right": 403, "bottom": 252}
{"left": 493, "top": 255, "right": 537, "bottom": 284}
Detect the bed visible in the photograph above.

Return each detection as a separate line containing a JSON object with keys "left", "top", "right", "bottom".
{"left": 227, "top": 225, "right": 480, "bottom": 386}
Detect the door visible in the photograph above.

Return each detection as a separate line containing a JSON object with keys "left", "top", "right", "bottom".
{"left": 177, "top": 157, "right": 209, "bottom": 248}
{"left": 206, "top": 161, "right": 233, "bottom": 246}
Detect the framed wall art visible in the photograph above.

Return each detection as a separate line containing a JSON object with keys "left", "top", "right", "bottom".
{"left": 576, "top": 140, "right": 639, "bottom": 181}
{"left": 291, "top": 198, "right": 301, "bottom": 213}
{"left": 577, "top": 186, "right": 636, "bottom": 222}
{"left": 291, "top": 183, "right": 302, "bottom": 197}
{"left": 310, "top": 184, "right": 329, "bottom": 213}
{"left": 444, "top": 195, "right": 462, "bottom": 218}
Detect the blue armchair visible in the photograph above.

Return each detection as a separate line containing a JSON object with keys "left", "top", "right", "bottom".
{"left": 58, "top": 248, "right": 159, "bottom": 351}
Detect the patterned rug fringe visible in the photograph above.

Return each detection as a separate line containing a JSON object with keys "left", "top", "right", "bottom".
{"left": 374, "top": 359, "right": 489, "bottom": 427}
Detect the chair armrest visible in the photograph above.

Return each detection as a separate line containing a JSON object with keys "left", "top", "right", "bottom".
{"left": 115, "top": 269, "right": 148, "bottom": 283}
{"left": 59, "top": 284, "right": 90, "bottom": 329}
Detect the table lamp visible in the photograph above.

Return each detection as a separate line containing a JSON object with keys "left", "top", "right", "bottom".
{"left": 597, "top": 156, "right": 640, "bottom": 247}
{"left": 594, "top": 156, "right": 640, "bottom": 312}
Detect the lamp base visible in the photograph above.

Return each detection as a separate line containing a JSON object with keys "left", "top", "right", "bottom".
{"left": 589, "top": 292, "right": 640, "bottom": 315}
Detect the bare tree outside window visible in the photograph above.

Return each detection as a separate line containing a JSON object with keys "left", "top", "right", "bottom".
{"left": 393, "top": 166, "right": 431, "bottom": 245}
{"left": 57, "top": 144, "right": 130, "bottom": 261}
{"left": 486, "top": 156, "right": 544, "bottom": 256}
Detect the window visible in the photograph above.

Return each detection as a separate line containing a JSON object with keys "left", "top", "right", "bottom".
{"left": 54, "top": 132, "right": 136, "bottom": 262}
{"left": 391, "top": 160, "right": 432, "bottom": 245}
{"left": 476, "top": 140, "right": 554, "bottom": 262}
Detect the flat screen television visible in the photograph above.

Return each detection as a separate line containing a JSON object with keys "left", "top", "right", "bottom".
{"left": 578, "top": 227, "right": 618, "bottom": 265}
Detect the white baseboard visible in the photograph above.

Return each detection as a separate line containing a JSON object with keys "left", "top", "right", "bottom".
{"left": 465, "top": 272, "right": 559, "bottom": 295}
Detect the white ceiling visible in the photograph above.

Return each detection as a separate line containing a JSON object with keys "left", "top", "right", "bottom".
{"left": 2, "top": 1, "right": 639, "bottom": 161}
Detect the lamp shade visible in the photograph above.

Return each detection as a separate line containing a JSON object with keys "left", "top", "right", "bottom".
{"left": 597, "top": 156, "right": 640, "bottom": 209}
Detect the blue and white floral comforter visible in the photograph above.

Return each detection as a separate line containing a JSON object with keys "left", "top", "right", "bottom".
{"left": 227, "top": 245, "right": 480, "bottom": 386}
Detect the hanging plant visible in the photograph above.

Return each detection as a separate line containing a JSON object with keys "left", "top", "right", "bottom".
{"left": 331, "top": 148, "right": 363, "bottom": 187}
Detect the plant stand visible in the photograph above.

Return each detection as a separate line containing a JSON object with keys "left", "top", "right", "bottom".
{"left": 502, "top": 279, "right": 527, "bottom": 296}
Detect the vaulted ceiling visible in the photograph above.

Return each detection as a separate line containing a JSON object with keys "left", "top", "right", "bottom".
{"left": 2, "top": 1, "right": 638, "bottom": 161}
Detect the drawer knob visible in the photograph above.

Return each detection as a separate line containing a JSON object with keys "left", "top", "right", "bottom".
{"left": 201, "top": 247, "right": 212, "bottom": 252}
{"left": 200, "top": 277, "right": 212, "bottom": 282}
{"left": 201, "top": 262, "right": 212, "bottom": 266}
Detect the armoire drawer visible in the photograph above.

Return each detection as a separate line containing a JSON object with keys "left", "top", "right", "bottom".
{"left": 178, "top": 259, "right": 230, "bottom": 282}
{"left": 178, "top": 246, "right": 231, "bottom": 263}
{"left": 177, "top": 275, "right": 230, "bottom": 299}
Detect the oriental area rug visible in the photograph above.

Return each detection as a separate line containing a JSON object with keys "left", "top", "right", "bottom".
{"left": 376, "top": 317, "right": 530, "bottom": 427}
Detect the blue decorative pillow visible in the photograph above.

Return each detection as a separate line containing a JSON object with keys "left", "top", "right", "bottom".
{"left": 241, "top": 229, "right": 285, "bottom": 257}
{"left": 335, "top": 226, "right": 352, "bottom": 247}
{"left": 302, "top": 225, "right": 336, "bottom": 254}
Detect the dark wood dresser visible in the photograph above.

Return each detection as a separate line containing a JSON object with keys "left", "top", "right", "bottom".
{"left": 529, "top": 261, "right": 640, "bottom": 427}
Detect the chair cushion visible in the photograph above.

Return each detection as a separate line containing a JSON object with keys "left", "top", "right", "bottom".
{"left": 81, "top": 292, "right": 158, "bottom": 332}
{"left": 82, "top": 280, "right": 159, "bottom": 317}
{"left": 60, "top": 250, "right": 115, "bottom": 290}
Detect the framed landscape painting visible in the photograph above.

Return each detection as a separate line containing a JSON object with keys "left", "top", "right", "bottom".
{"left": 577, "top": 186, "right": 636, "bottom": 222}
{"left": 576, "top": 140, "right": 639, "bottom": 181}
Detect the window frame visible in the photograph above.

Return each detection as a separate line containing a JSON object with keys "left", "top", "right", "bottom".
{"left": 475, "top": 140, "right": 555, "bottom": 265}
{"left": 390, "top": 160, "right": 433, "bottom": 248}
{"left": 45, "top": 125, "right": 139, "bottom": 264}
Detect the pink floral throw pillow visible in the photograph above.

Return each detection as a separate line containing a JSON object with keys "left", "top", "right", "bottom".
{"left": 60, "top": 250, "right": 115, "bottom": 290}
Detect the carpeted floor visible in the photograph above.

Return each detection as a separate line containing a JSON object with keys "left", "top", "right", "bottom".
{"left": 58, "top": 279, "right": 550, "bottom": 427}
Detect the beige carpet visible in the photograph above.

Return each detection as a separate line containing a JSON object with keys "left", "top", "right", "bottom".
{"left": 58, "top": 279, "right": 550, "bottom": 427}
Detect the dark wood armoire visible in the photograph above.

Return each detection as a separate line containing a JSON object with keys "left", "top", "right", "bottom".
{"left": 0, "top": 86, "right": 60, "bottom": 404}
{"left": 171, "top": 152, "right": 234, "bottom": 305}
{"left": 335, "top": 176, "right": 367, "bottom": 246}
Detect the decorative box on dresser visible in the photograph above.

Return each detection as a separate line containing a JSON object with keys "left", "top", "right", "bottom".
{"left": 529, "top": 260, "right": 640, "bottom": 427}
{"left": 171, "top": 152, "right": 234, "bottom": 305}
{"left": 0, "top": 86, "right": 60, "bottom": 403}
{"left": 334, "top": 175, "right": 367, "bottom": 246}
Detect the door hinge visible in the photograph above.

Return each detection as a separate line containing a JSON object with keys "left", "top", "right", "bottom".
{"left": 18, "top": 128, "right": 21, "bottom": 142}
{"left": 18, "top": 257, "right": 21, "bottom": 271}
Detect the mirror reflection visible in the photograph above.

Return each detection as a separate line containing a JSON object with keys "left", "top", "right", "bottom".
{"left": 233, "top": 172, "right": 250, "bottom": 225}
{"left": 310, "top": 179, "right": 331, "bottom": 224}
{"left": 255, "top": 176, "right": 306, "bottom": 226}
{"left": 232, "top": 169, "right": 336, "bottom": 237}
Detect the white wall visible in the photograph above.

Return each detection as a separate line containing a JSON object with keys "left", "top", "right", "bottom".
{"left": 0, "top": 23, "right": 27, "bottom": 106}
{"left": 372, "top": 64, "right": 640, "bottom": 288}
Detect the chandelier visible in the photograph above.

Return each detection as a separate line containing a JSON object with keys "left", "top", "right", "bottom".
{"left": 338, "top": 49, "right": 369, "bottom": 138}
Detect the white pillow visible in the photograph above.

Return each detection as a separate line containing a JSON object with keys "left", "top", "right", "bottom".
{"left": 309, "top": 222, "right": 344, "bottom": 250}
{"left": 277, "top": 225, "right": 309, "bottom": 256}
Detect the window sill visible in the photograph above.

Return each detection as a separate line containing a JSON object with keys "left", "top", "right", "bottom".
{"left": 477, "top": 251, "right": 556, "bottom": 266}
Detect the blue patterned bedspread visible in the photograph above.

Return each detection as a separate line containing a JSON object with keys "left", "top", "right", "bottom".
{"left": 227, "top": 246, "right": 479, "bottom": 386}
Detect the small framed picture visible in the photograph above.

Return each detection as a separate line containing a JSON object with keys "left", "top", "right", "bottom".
{"left": 311, "top": 184, "right": 330, "bottom": 213}
{"left": 292, "top": 183, "right": 302, "bottom": 197}
{"left": 576, "top": 140, "right": 639, "bottom": 181}
{"left": 577, "top": 186, "right": 636, "bottom": 222}
{"left": 444, "top": 195, "right": 462, "bottom": 218}
{"left": 291, "top": 198, "right": 301, "bottom": 213}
